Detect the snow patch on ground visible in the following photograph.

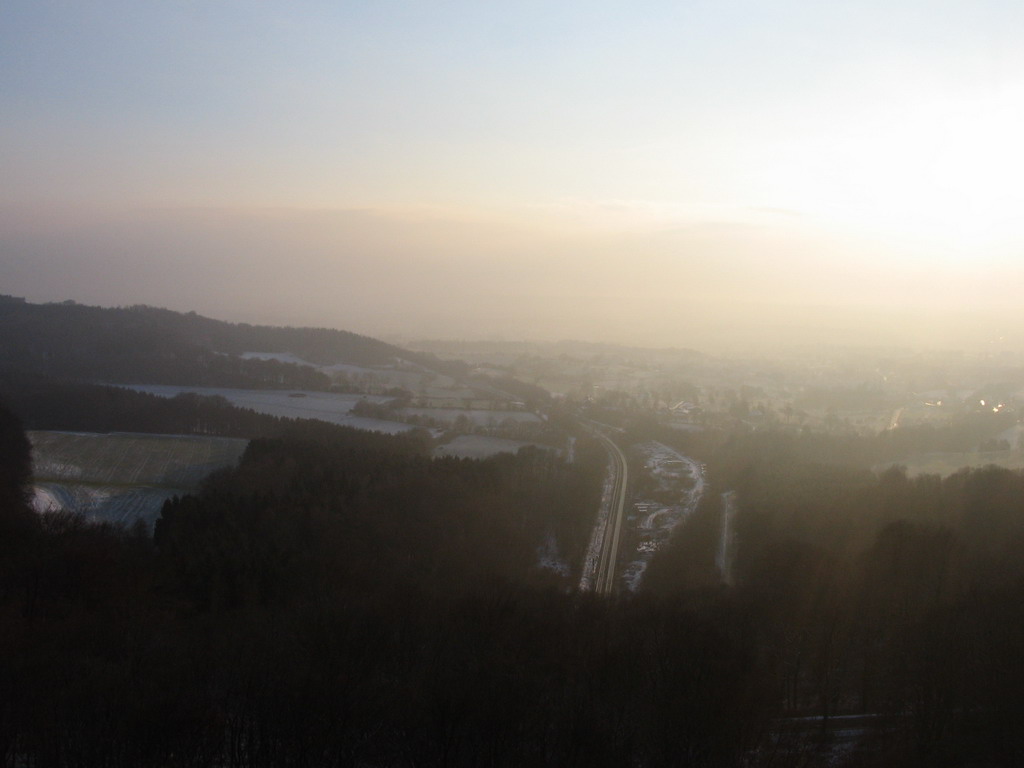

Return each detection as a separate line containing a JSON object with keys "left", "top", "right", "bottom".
{"left": 124, "top": 384, "right": 540, "bottom": 437}
{"left": 579, "top": 469, "right": 615, "bottom": 591}
{"left": 623, "top": 441, "right": 705, "bottom": 591}
{"left": 536, "top": 532, "right": 570, "bottom": 577}
{"left": 31, "top": 482, "right": 182, "bottom": 530}
{"left": 122, "top": 385, "right": 416, "bottom": 434}
{"left": 31, "top": 486, "right": 61, "bottom": 514}
{"left": 241, "top": 352, "right": 457, "bottom": 391}
{"left": 29, "top": 431, "right": 248, "bottom": 530}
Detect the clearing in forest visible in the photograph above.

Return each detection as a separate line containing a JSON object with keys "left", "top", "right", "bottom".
{"left": 29, "top": 431, "right": 248, "bottom": 529}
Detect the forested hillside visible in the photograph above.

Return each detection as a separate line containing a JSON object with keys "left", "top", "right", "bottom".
{"left": 0, "top": 403, "right": 770, "bottom": 768}
{"left": 640, "top": 423, "right": 1024, "bottom": 765}
{"left": 0, "top": 295, "right": 449, "bottom": 389}
{"left": 8, "top": 389, "right": 1024, "bottom": 764}
{"left": 5, "top": 294, "right": 1024, "bottom": 765}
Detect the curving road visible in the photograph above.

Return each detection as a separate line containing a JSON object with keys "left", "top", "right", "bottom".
{"left": 592, "top": 429, "right": 629, "bottom": 595}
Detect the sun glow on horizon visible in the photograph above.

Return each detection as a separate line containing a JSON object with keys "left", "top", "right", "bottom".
{"left": 757, "top": 85, "right": 1024, "bottom": 255}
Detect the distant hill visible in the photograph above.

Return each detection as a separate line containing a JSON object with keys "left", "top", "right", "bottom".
{"left": 0, "top": 295, "right": 443, "bottom": 389}
{"left": 408, "top": 337, "right": 709, "bottom": 362}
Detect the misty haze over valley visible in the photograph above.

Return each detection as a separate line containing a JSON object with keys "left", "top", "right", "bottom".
{"left": 4, "top": 1, "right": 1024, "bottom": 766}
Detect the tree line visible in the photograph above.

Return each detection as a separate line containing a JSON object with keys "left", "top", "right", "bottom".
{"left": 0, "top": 295, "right": 468, "bottom": 390}
{"left": 6, "top": 380, "right": 1024, "bottom": 764}
{"left": 644, "top": 422, "right": 1024, "bottom": 765}
{"left": 0, "top": 369, "right": 363, "bottom": 439}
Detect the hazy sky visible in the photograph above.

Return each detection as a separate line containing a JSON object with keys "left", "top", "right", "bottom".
{"left": 3, "top": 1, "right": 1024, "bottom": 352}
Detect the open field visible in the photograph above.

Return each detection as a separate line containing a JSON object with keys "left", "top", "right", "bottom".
{"left": 30, "top": 431, "right": 248, "bottom": 528}
{"left": 123, "top": 384, "right": 540, "bottom": 435}
{"left": 122, "top": 384, "right": 416, "bottom": 434}
{"left": 241, "top": 352, "right": 459, "bottom": 391}
{"left": 31, "top": 430, "right": 249, "bottom": 486}
{"left": 33, "top": 483, "right": 183, "bottom": 528}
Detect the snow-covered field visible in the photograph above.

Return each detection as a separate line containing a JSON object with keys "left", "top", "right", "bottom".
{"left": 622, "top": 441, "right": 705, "bottom": 591}
{"left": 29, "top": 431, "right": 248, "bottom": 529}
{"left": 122, "top": 385, "right": 416, "bottom": 434}
{"left": 30, "top": 431, "right": 248, "bottom": 486}
{"left": 33, "top": 483, "right": 182, "bottom": 527}
{"left": 536, "top": 532, "right": 570, "bottom": 577}
{"left": 241, "top": 352, "right": 458, "bottom": 391}
{"left": 433, "top": 434, "right": 544, "bottom": 459}
{"left": 238, "top": 353, "right": 539, "bottom": 430}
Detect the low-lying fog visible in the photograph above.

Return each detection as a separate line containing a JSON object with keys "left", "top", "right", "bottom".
{"left": 2, "top": 204, "right": 1020, "bottom": 355}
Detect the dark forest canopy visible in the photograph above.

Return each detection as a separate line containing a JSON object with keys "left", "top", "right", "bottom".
{"left": 7, "top": 394, "right": 1024, "bottom": 764}
{"left": 154, "top": 431, "right": 602, "bottom": 605}
{"left": 6, "top": 290, "right": 1024, "bottom": 764}
{"left": 7, "top": 381, "right": 1024, "bottom": 763}
{"left": 630, "top": 408, "right": 1018, "bottom": 474}
{"left": 0, "top": 402, "right": 35, "bottom": 548}
{"left": 0, "top": 295, "right": 464, "bottom": 389}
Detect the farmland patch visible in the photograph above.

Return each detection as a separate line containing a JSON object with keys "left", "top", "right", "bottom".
{"left": 29, "top": 431, "right": 248, "bottom": 529}
{"left": 121, "top": 384, "right": 416, "bottom": 434}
